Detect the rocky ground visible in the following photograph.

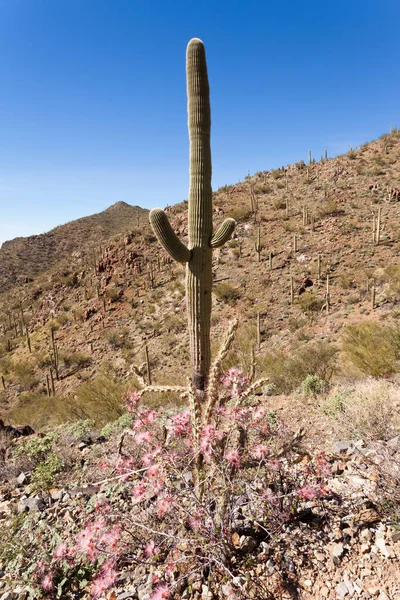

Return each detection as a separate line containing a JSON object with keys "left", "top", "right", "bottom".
{"left": 0, "top": 391, "right": 399, "bottom": 600}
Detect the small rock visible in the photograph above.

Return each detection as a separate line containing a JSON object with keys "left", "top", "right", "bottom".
{"left": 336, "top": 582, "right": 349, "bottom": 597}
{"left": 320, "top": 587, "right": 329, "bottom": 598}
{"left": 360, "top": 543, "right": 371, "bottom": 554}
{"left": 49, "top": 489, "right": 64, "bottom": 501}
{"left": 239, "top": 535, "right": 257, "bottom": 552}
{"left": 332, "top": 542, "right": 345, "bottom": 560}
{"left": 17, "top": 497, "right": 46, "bottom": 513}
{"left": 332, "top": 441, "right": 354, "bottom": 454}
{"left": 16, "top": 473, "right": 28, "bottom": 486}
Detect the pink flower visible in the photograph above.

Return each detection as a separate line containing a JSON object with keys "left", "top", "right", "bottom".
{"left": 297, "top": 484, "right": 328, "bottom": 500}
{"left": 151, "top": 583, "right": 170, "bottom": 600}
{"left": 142, "top": 452, "right": 154, "bottom": 466}
{"left": 135, "top": 430, "right": 152, "bottom": 445}
{"left": 41, "top": 574, "right": 53, "bottom": 591}
{"left": 147, "top": 464, "right": 160, "bottom": 479}
{"left": 53, "top": 542, "right": 68, "bottom": 559}
{"left": 133, "top": 418, "right": 144, "bottom": 430}
{"left": 297, "top": 486, "right": 319, "bottom": 500}
{"left": 76, "top": 527, "right": 96, "bottom": 557}
{"left": 252, "top": 407, "right": 266, "bottom": 421}
{"left": 224, "top": 449, "right": 241, "bottom": 467}
{"left": 99, "top": 525, "right": 121, "bottom": 550}
{"left": 91, "top": 564, "right": 117, "bottom": 598}
{"left": 144, "top": 409, "right": 158, "bottom": 424}
{"left": 252, "top": 444, "right": 269, "bottom": 460}
{"left": 156, "top": 496, "right": 174, "bottom": 519}
{"left": 169, "top": 411, "right": 191, "bottom": 437}
{"left": 132, "top": 483, "right": 147, "bottom": 503}
{"left": 144, "top": 539, "right": 156, "bottom": 558}
{"left": 268, "top": 458, "right": 281, "bottom": 472}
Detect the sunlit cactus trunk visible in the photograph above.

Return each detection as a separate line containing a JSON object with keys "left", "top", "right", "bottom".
{"left": 149, "top": 38, "right": 235, "bottom": 401}
{"left": 186, "top": 38, "right": 213, "bottom": 394}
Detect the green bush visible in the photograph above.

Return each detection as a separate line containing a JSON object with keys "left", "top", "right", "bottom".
{"left": 31, "top": 453, "right": 64, "bottom": 492}
{"left": 100, "top": 413, "right": 134, "bottom": 439}
{"left": 13, "top": 431, "right": 59, "bottom": 461}
{"left": 301, "top": 375, "right": 326, "bottom": 397}
{"left": 62, "top": 419, "right": 95, "bottom": 441}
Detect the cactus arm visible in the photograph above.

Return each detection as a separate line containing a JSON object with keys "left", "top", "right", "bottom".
{"left": 209, "top": 218, "right": 236, "bottom": 248}
{"left": 149, "top": 208, "right": 191, "bottom": 263}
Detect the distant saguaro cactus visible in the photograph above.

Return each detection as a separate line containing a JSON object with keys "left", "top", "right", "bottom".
{"left": 150, "top": 39, "right": 235, "bottom": 399}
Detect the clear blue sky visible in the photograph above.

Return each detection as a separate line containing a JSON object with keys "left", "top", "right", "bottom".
{"left": 1, "top": 0, "right": 399, "bottom": 245}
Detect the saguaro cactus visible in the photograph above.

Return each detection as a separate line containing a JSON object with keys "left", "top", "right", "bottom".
{"left": 150, "top": 38, "right": 235, "bottom": 398}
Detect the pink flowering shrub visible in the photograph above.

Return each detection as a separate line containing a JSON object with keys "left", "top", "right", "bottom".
{"left": 32, "top": 371, "right": 331, "bottom": 599}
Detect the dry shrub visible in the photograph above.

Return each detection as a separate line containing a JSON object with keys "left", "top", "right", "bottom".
{"left": 11, "top": 361, "right": 39, "bottom": 390}
{"left": 322, "top": 379, "right": 400, "bottom": 441}
{"left": 259, "top": 341, "right": 338, "bottom": 394}
{"left": 214, "top": 282, "right": 241, "bottom": 304}
{"left": 341, "top": 322, "right": 400, "bottom": 377}
{"left": 297, "top": 292, "right": 324, "bottom": 314}
{"left": 5, "top": 370, "right": 132, "bottom": 430}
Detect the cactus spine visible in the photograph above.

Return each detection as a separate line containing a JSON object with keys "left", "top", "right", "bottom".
{"left": 149, "top": 39, "right": 235, "bottom": 397}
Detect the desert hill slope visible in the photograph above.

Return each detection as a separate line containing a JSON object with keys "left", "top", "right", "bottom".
{"left": 1, "top": 131, "right": 400, "bottom": 429}
{"left": 0, "top": 201, "right": 149, "bottom": 292}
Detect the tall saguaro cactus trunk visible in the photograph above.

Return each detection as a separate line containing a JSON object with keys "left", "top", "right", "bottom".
{"left": 149, "top": 38, "right": 235, "bottom": 406}
{"left": 186, "top": 38, "right": 213, "bottom": 395}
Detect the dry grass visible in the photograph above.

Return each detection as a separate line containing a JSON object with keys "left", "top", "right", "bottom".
{"left": 341, "top": 322, "right": 400, "bottom": 377}
{"left": 321, "top": 379, "right": 400, "bottom": 441}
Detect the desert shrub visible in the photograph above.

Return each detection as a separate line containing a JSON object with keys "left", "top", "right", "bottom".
{"left": 301, "top": 375, "right": 326, "bottom": 397}
{"left": 62, "top": 419, "right": 95, "bottom": 441}
{"left": 11, "top": 361, "right": 39, "bottom": 390}
{"left": 297, "top": 292, "right": 324, "bottom": 314}
{"left": 317, "top": 199, "right": 339, "bottom": 217}
{"left": 260, "top": 341, "right": 337, "bottom": 394}
{"left": 47, "top": 320, "right": 59, "bottom": 332}
{"left": 19, "top": 372, "right": 332, "bottom": 600}
{"left": 106, "top": 287, "right": 122, "bottom": 302}
{"left": 256, "top": 184, "right": 272, "bottom": 194}
{"left": 56, "top": 312, "right": 70, "bottom": 326}
{"left": 214, "top": 283, "right": 241, "bottom": 304}
{"left": 288, "top": 316, "right": 307, "bottom": 332}
{"left": 34, "top": 351, "right": 52, "bottom": 369}
{"left": 100, "top": 413, "right": 134, "bottom": 439}
{"left": 5, "top": 391, "right": 72, "bottom": 430}
{"left": 273, "top": 197, "right": 286, "bottom": 210}
{"left": 31, "top": 453, "right": 64, "bottom": 492}
{"left": 0, "top": 354, "right": 12, "bottom": 375}
{"left": 230, "top": 206, "right": 252, "bottom": 222}
{"left": 13, "top": 431, "right": 59, "bottom": 462}
{"left": 68, "top": 370, "right": 132, "bottom": 425}
{"left": 337, "top": 272, "right": 353, "bottom": 289}
{"left": 60, "top": 351, "right": 92, "bottom": 369}
{"left": 105, "top": 328, "right": 132, "bottom": 349}
{"left": 322, "top": 380, "right": 400, "bottom": 441}
{"left": 383, "top": 265, "right": 400, "bottom": 299}
{"left": 341, "top": 322, "right": 400, "bottom": 376}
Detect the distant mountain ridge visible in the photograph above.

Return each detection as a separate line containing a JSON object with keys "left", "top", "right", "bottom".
{"left": 0, "top": 202, "right": 149, "bottom": 292}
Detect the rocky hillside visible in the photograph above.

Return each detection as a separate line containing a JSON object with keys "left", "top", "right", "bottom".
{"left": 1, "top": 131, "right": 400, "bottom": 430}
{"left": 0, "top": 202, "right": 149, "bottom": 292}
